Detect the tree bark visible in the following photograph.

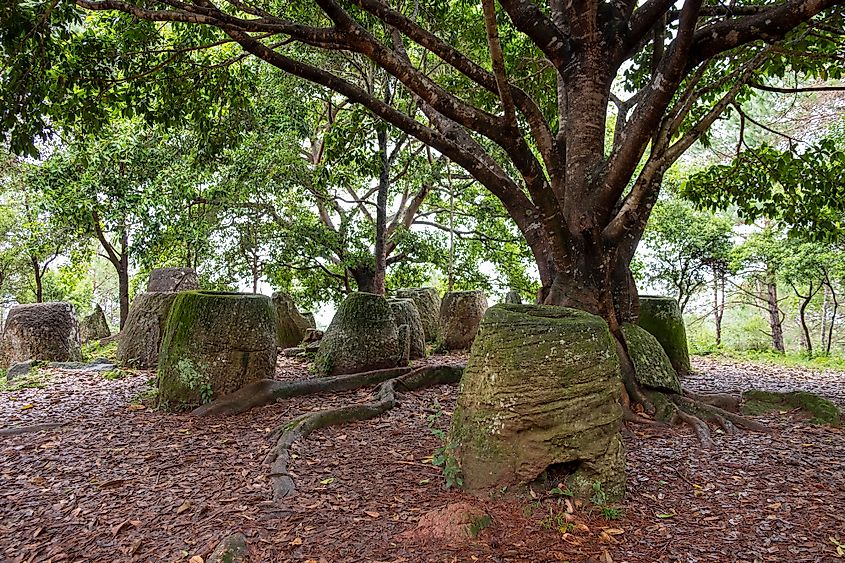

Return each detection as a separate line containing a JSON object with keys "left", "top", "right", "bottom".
{"left": 797, "top": 288, "right": 813, "bottom": 357}
{"left": 539, "top": 235, "right": 641, "bottom": 327}
{"left": 117, "top": 254, "right": 129, "bottom": 330}
{"left": 826, "top": 282, "right": 838, "bottom": 356}
{"left": 713, "top": 268, "right": 725, "bottom": 347}
{"left": 349, "top": 263, "right": 377, "bottom": 294}
{"left": 766, "top": 274, "right": 785, "bottom": 354}
{"left": 373, "top": 126, "right": 389, "bottom": 296}
{"left": 821, "top": 284, "right": 829, "bottom": 351}
{"left": 30, "top": 254, "right": 43, "bottom": 303}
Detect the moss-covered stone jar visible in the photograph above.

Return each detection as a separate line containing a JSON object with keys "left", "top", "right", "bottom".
{"left": 157, "top": 291, "right": 277, "bottom": 409}
{"left": 637, "top": 295, "right": 691, "bottom": 377}
{"left": 450, "top": 304, "right": 625, "bottom": 500}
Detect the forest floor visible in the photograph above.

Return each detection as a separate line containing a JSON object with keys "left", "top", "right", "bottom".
{"left": 0, "top": 354, "right": 843, "bottom": 563}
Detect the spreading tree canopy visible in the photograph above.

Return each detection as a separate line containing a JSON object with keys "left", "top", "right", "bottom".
{"left": 3, "top": 0, "right": 844, "bottom": 327}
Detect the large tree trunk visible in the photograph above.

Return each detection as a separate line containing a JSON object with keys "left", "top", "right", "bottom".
{"left": 535, "top": 225, "right": 643, "bottom": 329}
{"left": 349, "top": 264, "right": 377, "bottom": 294}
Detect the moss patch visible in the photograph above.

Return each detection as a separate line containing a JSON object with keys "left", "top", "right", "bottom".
{"left": 742, "top": 390, "right": 842, "bottom": 426}
{"left": 621, "top": 323, "right": 681, "bottom": 393}
{"left": 0, "top": 366, "right": 50, "bottom": 391}
{"left": 637, "top": 296, "right": 691, "bottom": 377}
{"left": 81, "top": 339, "right": 118, "bottom": 362}
{"left": 157, "top": 291, "right": 276, "bottom": 409}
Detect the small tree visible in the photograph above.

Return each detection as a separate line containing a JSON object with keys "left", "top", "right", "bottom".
{"left": 29, "top": 121, "right": 196, "bottom": 327}
{"left": 732, "top": 227, "right": 789, "bottom": 353}
{"left": 641, "top": 198, "right": 734, "bottom": 313}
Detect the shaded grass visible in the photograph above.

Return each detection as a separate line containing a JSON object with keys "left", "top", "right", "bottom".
{"left": 81, "top": 339, "right": 118, "bottom": 363}
{"left": 693, "top": 347, "right": 845, "bottom": 371}
{"left": 0, "top": 368, "right": 51, "bottom": 392}
{"left": 742, "top": 389, "right": 842, "bottom": 426}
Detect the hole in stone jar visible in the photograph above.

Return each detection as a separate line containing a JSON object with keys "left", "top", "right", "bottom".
{"left": 529, "top": 460, "right": 582, "bottom": 495}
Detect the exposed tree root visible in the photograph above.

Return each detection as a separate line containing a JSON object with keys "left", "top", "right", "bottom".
{"left": 264, "top": 364, "right": 464, "bottom": 501}
{"left": 639, "top": 386, "right": 768, "bottom": 448}
{"left": 671, "top": 393, "right": 768, "bottom": 433}
{"left": 192, "top": 366, "right": 414, "bottom": 417}
{"left": 672, "top": 409, "right": 715, "bottom": 449}
{"left": 612, "top": 328, "right": 765, "bottom": 447}
{"left": 0, "top": 422, "right": 66, "bottom": 436}
{"left": 622, "top": 409, "right": 665, "bottom": 426}
{"left": 686, "top": 391, "right": 742, "bottom": 413}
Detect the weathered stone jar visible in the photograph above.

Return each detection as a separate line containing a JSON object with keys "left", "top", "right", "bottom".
{"left": 396, "top": 287, "right": 441, "bottom": 342}
{"left": 450, "top": 304, "right": 625, "bottom": 500}
{"left": 146, "top": 267, "right": 199, "bottom": 292}
{"left": 272, "top": 291, "right": 312, "bottom": 348}
{"left": 157, "top": 291, "right": 277, "bottom": 408}
{"left": 313, "top": 292, "right": 405, "bottom": 376}
{"left": 388, "top": 298, "right": 426, "bottom": 360}
{"left": 439, "top": 290, "right": 488, "bottom": 350}
{"left": 637, "top": 295, "right": 690, "bottom": 377}
{"left": 0, "top": 302, "right": 81, "bottom": 368}
{"left": 117, "top": 292, "right": 179, "bottom": 368}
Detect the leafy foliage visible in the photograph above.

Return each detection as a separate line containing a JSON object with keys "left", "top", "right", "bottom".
{"left": 641, "top": 198, "right": 734, "bottom": 311}
{"left": 684, "top": 130, "right": 845, "bottom": 241}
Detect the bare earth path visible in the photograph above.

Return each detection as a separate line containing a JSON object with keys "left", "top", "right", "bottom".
{"left": 1, "top": 356, "right": 843, "bottom": 562}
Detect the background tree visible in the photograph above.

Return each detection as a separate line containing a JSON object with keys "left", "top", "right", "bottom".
{"left": 5, "top": 0, "right": 842, "bottom": 324}
{"left": 28, "top": 121, "right": 209, "bottom": 327}
{"left": 731, "top": 227, "right": 790, "bottom": 353}
{"left": 640, "top": 197, "right": 734, "bottom": 313}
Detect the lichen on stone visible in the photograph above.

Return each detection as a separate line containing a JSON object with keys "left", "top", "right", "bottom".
{"left": 450, "top": 303, "right": 625, "bottom": 500}
{"left": 621, "top": 322, "right": 682, "bottom": 393}
{"left": 313, "top": 292, "right": 405, "bottom": 376}
{"left": 637, "top": 296, "right": 691, "bottom": 377}
{"left": 157, "top": 291, "right": 276, "bottom": 408}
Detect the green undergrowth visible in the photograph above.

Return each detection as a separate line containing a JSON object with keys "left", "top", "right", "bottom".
{"left": 101, "top": 368, "right": 131, "bottom": 381}
{"left": 81, "top": 339, "right": 118, "bottom": 362}
{"left": 0, "top": 368, "right": 51, "bottom": 392}
{"left": 693, "top": 347, "right": 845, "bottom": 371}
{"left": 742, "top": 390, "right": 842, "bottom": 426}
{"left": 468, "top": 514, "right": 492, "bottom": 538}
{"left": 426, "top": 399, "right": 463, "bottom": 488}
{"left": 130, "top": 377, "right": 159, "bottom": 406}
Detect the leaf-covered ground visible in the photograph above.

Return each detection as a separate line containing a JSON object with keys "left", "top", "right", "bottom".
{"left": 1, "top": 356, "right": 843, "bottom": 562}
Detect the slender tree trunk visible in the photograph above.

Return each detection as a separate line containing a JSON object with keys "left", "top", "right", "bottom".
{"left": 117, "top": 251, "right": 130, "bottom": 330}
{"left": 30, "top": 255, "right": 43, "bottom": 303}
{"left": 713, "top": 269, "right": 725, "bottom": 347}
{"left": 373, "top": 127, "right": 389, "bottom": 296}
{"left": 766, "top": 273, "right": 785, "bottom": 354}
{"left": 826, "top": 283, "right": 838, "bottom": 356}
{"left": 798, "top": 290, "right": 813, "bottom": 357}
{"left": 114, "top": 228, "right": 130, "bottom": 330}
{"left": 447, "top": 162, "right": 455, "bottom": 292}
{"left": 820, "top": 284, "right": 829, "bottom": 351}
